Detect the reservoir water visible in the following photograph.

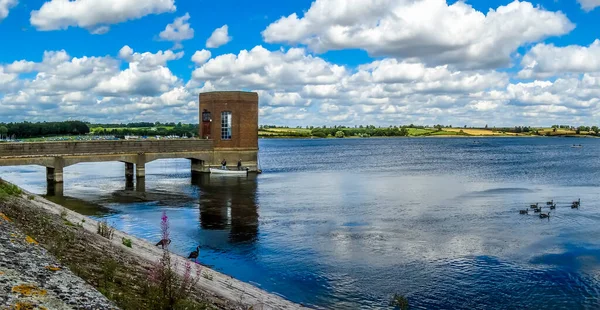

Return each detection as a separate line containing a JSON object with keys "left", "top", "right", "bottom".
{"left": 1, "top": 137, "right": 600, "bottom": 309}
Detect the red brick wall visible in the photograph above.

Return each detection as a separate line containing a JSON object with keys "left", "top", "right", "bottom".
{"left": 199, "top": 91, "right": 258, "bottom": 149}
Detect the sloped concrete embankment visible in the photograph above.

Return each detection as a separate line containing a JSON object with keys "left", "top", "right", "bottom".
{"left": 0, "top": 212, "right": 116, "bottom": 309}
{"left": 0, "top": 183, "right": 307, "bottom": 310}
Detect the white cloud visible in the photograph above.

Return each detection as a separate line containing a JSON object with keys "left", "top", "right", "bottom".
{"left": 0, "top": 47, "right": 196, "bottom": 123}
{"left": 191, "top": 50, "right": 211, "bottom": 66}
{"left": 0, "top": 0, "right": 17, "bottom": 21}
{"left": 4, "top": 60, "right": 36, "bottom": 74}
{"left": 3, "top": 43, "right": 600, "bottom": 126}
{"left": 519, "top": 40, "right": 600, "bottom": 78}
{"left": 577, "top": 0, "right": 600, "bottom": 11}
{"left": 262, "top": 0, "right": 574, "bottom": 69}
{"left": 206, "top": 25, "right": 232, "bottom": 48}
{"left": 191, "top": 46, "right": 346, "bottom": 92}
{"left": 159, "top": 13, "right": 194, "bottom": 49}
{"left": 30, "top": 0, "right": 176, "bottom": 32}
{"left": 118, "top": 45, "right": 184, "bottom": 72}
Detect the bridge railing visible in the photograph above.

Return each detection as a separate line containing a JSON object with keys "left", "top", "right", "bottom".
{"left": 0, "top": 139, "right": 214, "bottom": 158}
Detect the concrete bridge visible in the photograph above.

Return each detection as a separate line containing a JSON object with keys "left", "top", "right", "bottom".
{"left": 0, "top": 139, "right": 258, "bottom": 184}
{"left": 0, "top": 91, "right": 260, "bottom": 194}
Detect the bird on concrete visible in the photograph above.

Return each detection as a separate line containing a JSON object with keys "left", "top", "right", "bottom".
{"left": 188, "top": 246, "right": 200, "bottom": 262}
{"left": 155, "top": 239, "right": 171, "bottom": 249}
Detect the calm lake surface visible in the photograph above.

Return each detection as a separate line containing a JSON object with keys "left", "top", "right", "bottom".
{"left": 2, "top": 137, "right": 600, "bottom": 309}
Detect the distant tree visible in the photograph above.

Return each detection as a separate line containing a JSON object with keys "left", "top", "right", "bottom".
{"left": 435, "top": 124, "right": 443, "bottom": 131}
{"left": 485, "top": 124, "right": 488, "bottom": 129}
{"left": 0, "top": 126, "right": 7, "bottom": 139}
{"left": 576, "top": 128, "right": 581, "bottom": 135}
{"left": 335, "top": 131, "right": 345, "bottom": 138}
{"left": 592, "top": 126, "right": 598, "bottom": 134}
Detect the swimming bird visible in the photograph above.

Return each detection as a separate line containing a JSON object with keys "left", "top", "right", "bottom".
{"left": 572, "top": 198, "right": 581, "bottom": 206}
{"left": 534, "top": 208, "right": 542, "bottom": 213}
{"left": 546, "top": 200, "right": 554, "bottom": 205}
{"left": 550, "top": 204, "right": 556, "bottom": 210}
{"left": 188, "top": 246, "right": 200, "bottom": 262}
{"left": 540, "top": 212, "right": 550, "bottom": 219}
{"left": 530, "top": 203, "right": 539, "bottom": 209}
{"left": 519, "top": 209, "right": 529, "bottom": 215}
{"left": 155, "top": 239, "right": 171, "bottom": 249}
{"left": 571, "top": 203, "right": 579, "bottom": 209}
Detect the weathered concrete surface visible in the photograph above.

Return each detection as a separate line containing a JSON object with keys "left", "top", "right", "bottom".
{"left": 0, "top": 140, "right": 259, "bottom": 181}
{"left": 0, "top": 140, "right": 213, "bottom": 158}
{"left": 0, "top": 212, "right": 117, "bottom": 309}
{"left": 2, "top": 187, "right": 307, "bottom": 310}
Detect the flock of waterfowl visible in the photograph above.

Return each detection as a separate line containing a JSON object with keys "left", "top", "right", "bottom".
{"left": 519, "top": 198, "right": 581, "bottom": 219}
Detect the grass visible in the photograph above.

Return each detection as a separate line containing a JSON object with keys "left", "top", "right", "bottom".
{"left": 445, "top": 128, "right": 507, "bottom": 136}
{"left": 0, "top": 180, "right": 22, "bottom": 201}
{"left": 97, "top": 219, "right": 115, "bottom": 240}
{"left": 122, "top": 237, "right": 132, "bottom": 248}
{"left": 407, "top": 128, "right": 434, "bottom": 136}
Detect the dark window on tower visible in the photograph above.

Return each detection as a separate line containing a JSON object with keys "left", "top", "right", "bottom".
{"left": 221, "top": 111, "right": 232, "bottom": 140}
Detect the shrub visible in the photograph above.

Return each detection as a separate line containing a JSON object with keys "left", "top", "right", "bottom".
{"left": 147, "top": 211, "right": 202, "bottom": 310}
{"left": 122, "top": 237, "right": 132, "bottom": 248}
{"left": 335, "top": 131, "right": 345, "bottom": 138}
{"left": 97, "top": 219, "right": 115, "bottom": 240}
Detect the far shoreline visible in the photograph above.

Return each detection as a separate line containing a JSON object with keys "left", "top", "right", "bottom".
{"left": 259, "top": 135, "right": 598, "bottom": 139}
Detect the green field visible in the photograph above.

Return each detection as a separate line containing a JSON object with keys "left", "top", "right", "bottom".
{"left": 257, "top": 126, "right": 598, "bottom": 138}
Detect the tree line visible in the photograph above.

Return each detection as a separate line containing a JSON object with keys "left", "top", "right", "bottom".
{"left": 0, "top": 121, "right": 90, "bottom": 139}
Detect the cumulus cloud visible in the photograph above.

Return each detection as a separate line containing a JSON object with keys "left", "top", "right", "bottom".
{"left": 0, "top": 0, "right": 17, "bottom": 21}
{"left": 159, "top": 13, "right": 194, "bottom": 49}
{"left": 206, "top": 25, "right": 232, "bottom": 48}
{"left": 191, "top": 50, "right": 211, "bottom": 66}
{"left": 118, "top": 45, "right": 184, "bottom": 72}
{"left": 577, "top": 0, "right": 600, "bottom": 11}
{"left": 519, "top": 40, "right": 600, "bottom": 78}
{"left": 0, "top": 47, "right": 197, "bottom": 123}
{"left": 262, "top": 0, "right": 574, "bottom": 69}
{"left": 30, "top": 0, "right": 176, "bottom": 32}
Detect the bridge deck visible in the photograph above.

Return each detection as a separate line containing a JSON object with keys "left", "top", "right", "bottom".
{"left": 0, "top": 139, "right": 259, "bottom": 182}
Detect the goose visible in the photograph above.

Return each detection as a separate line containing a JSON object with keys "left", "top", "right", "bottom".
{"left": 571, "top": 203, "right": 579, "bottom": 209}
{"left": 534, "top": 208, "right": 542, "bottom": 213}
{"left": 550, "top": 204, "right": 556, "bottom": 210}
{"left": 155, "top": 239, "right": 171, "bottom": 249}
{"left": 188, "top": 246, "right": 200, "bottom": 262}
{"left": 546, "top": 200, "right": 554, "bottom": 206}
{"left": 530, "top": 203, "right": 539, "bottom": 209}
{"left": 572, "top": 198, "right": 581, "bottom": 206}
{"left": 539, "top": 212, "right": 550, "bottom": 219}
{"left": 519, "top": 209, "right": 529, "bottom": 215}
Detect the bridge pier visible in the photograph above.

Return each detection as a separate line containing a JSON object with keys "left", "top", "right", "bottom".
{"left": 136, "top": 154, "right": 146, "bottom": 178}
{"left": 46, "top": 158, "right": 64, "bottom": 183}
{"left": 46, "top": 181, "right": 63, "bottom": 197}
{"left": 191, "top": 158, "right": 206, "bottom": 174}
{"left": 125, "top": 162, "right": 134, "bottom": 179}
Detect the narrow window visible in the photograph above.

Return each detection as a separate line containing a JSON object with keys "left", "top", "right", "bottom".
{"left": 221, "top": 111, "right": 232, "bottom": 140}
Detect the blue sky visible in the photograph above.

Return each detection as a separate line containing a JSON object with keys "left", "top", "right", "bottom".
{"left": 1, "top": 0, "right": 600, "bottom": 126}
